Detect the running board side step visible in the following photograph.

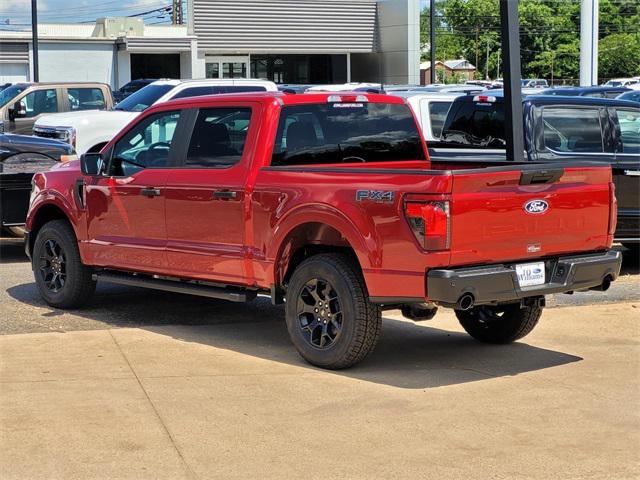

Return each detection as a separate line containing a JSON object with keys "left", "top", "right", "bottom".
{"left": 92, "top": 271, "right": 255, "bottom": 302}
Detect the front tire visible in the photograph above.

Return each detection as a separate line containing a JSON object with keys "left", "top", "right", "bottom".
{"left": 285, "top": 254, "right": 382, "bottom": 369}
{"left": 33, "top": 220, "right": 96, "bottom": 309}
{"left": 455, "top": 302, "right": 543, "bottom": 344}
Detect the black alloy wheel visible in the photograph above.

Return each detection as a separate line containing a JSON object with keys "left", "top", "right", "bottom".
{"left": 297, "top": 278, "right": 343, "bottom": 349}
{"left": 39, "top": 238, "right": 67, "bottom": 293}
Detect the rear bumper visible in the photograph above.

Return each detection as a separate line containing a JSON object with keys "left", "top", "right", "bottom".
{"left": 427, "top": 250, "right": 622, "bottom": 308}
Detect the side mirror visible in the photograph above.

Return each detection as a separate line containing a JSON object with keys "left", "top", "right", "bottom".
{"left": 10, "top": 101, "right": 27, "bottom": 120}
{"left": 80, "top": 153, "right": 105, "bottom": 176}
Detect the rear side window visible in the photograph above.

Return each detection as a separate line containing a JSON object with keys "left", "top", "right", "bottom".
{"left": 185, "top": 107, "right": 252, "bottom": 168}
{"left": 271, "top": 102, "right": 425, "bottom": 166}
{"left": 542, "top": 107, "right": 603, "bottom": 153}
{"left": 425, "top": 100, "right": 451, "bottom": 138}
{"left": 440, "top": 101, "right": 505, "bottom": 147}
{"left": 172, "top": 85, "right": 267, "bottom": 100}
{"left": 67, "top": 87, "right": 105, "bottom": 111}
{"left": 616, "top": 107, "right": 640, "bottom": 155}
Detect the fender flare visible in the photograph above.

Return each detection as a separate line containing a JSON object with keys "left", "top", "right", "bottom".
{"left": 267, "top": 203, "right": 383, "bottom": 285}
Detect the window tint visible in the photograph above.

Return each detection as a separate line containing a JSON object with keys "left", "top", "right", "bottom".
{"left": 22, "top": 89, "right": 58, "bottom": 117}
{"left": 67, "top": 87, "right": 105, "bottom": 111}
{"left": 271, "top": 102, "right": 425, "bottom": 166}
{"left": 0, "top": 84, "right": 26, "bottom": 108}
{"left": 172, "top": 85, "right": 267, "bottom": 100}
{"left": 111, "top": 111, "right": 181, "bottom": 175}
{"left": 440, "top": 101, "right": 506, "bottom": 147}
{"left": 186, "top": 107, "right": 252, "bottom": 168}
{"left": 542, "top": 107, "right": 603, "bottom": 153}
{"left": 114, "top": 84, "right": 173, "bottom": 112}
{"left": 616, "top": 108, "right": 640, "bottom": 155}
{"left": 428, "top": 101, "right": 452, "bottom": 138}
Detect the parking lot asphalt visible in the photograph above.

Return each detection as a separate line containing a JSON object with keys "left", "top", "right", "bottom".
{"left": 1, "top": 236, "right": 639, "bottom": 479}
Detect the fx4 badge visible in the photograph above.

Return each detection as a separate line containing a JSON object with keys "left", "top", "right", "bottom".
{"left": 356, "top": 190, "right": 395, "bottom": 203}
{"left": 524, "top": 199, "right": 549, "bottom": 214}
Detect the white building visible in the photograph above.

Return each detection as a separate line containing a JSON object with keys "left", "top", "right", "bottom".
{"left": 0, "top": 0, "right": 420, "bottom": 88}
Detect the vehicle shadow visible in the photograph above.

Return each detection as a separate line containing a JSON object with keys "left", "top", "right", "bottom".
{"left": 7, "top": 281, "right": 583, "bottom": 389}
{"left": 0, "top": 237, "right": 27, "bottom": 264}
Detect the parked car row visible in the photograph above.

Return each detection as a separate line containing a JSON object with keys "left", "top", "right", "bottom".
{"left": 1, "top": 78, "right": 638, "bottom": 251}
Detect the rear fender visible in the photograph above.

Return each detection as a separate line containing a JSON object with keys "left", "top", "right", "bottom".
{"left": 268, "top": 203, "right": 381, "bottom": 286}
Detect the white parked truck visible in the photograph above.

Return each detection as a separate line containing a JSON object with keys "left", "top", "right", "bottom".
{"left": 33, "top": 79, "right": 278, "bottom": 154}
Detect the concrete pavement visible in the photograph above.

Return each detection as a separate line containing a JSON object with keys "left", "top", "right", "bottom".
{"left": 2, "top": 235, "right": 639, "bottom": 479}
{"left": 1, "top": 302, "right": 639, "bottom": 480}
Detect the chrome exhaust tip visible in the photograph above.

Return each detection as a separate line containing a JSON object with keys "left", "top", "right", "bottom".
{"left": 457, "top": 293, "right": 475, "bottom": 311}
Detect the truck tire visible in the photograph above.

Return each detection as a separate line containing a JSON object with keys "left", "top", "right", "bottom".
{"left": 622, "top": 243, "right": 639, "bottom": 256}
{"left": 285, "top": 253, "right": 382, "bottom": 369}
{"left": 455, "top": 302, "right": 542, "bottom": 344}
{"left": 32, "top": 219, "right": 96, "bottom": 309}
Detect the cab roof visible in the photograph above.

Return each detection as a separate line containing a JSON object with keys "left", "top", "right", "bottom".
{"left": 149, "top": 91, "right": 407, "bottom": 113}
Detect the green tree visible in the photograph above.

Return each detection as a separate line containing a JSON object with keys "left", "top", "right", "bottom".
{"left": 599, "top": 33, "right": 640, "bottom": 79}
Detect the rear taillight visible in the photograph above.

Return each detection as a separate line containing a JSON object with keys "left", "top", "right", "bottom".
{"left": 405, "top": 201, "right": 450, "bottom": 250}
{"left": 608, "top": 183, "right": 617, "bottom": 236}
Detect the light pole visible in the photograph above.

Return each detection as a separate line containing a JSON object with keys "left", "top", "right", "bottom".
{"left": 429, "top": 0, "right": 436, "bottom": 84}
{"left": 499, "top": 0, "right": 524, "bottom": 162}
{"left": 31, "top": 0, "right": 39, "bottom": 82}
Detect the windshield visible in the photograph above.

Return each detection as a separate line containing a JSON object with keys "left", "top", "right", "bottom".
{"left": 114, "top": 84, "right": 173, "bottom": 112}
{"left": 271, "top": 102, "right": 426, "bottom": 166}
{"left": 0, "top": 85, "right": 26, "bottom": 108}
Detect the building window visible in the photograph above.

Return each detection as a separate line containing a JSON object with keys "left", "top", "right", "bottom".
{"left": 250, "top": 54, "right": 346, "bottom": 84}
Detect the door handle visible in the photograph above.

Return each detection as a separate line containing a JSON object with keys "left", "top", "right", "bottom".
{"left": 140, "top": 187, "right": 161, "bottom": 197}
{"left": 213, "top": 189, "right": 239, "bottom": 200}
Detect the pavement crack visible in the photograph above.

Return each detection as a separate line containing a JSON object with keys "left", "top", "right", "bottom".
{"left": 108, "top": 329, "right": 200, "bottom": 480}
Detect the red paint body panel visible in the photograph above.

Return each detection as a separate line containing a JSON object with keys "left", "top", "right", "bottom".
{"left": 25, "top": 92, "right": 616, "bottom": 302}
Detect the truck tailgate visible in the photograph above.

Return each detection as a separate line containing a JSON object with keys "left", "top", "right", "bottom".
{"left": 448, "top": 164, "right": 614, "bottom": 266}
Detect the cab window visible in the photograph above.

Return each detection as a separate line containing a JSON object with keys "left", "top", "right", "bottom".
{"left": 67, "top": 87, "right": 106, "bottom": 111}
{"left": 616, "top": 108, "right": 640, "bottom": 155}
{"left": 110, "top": 111, "right": 181, "bottom": 175}
{"left": 21, "top": 89, "right": 58, "bottom": 117}
{"left": 542, "top": 107, "right": 603, "bottom": 153}
{"left": 185, "top": 107, "right": 252, "bottom": 168}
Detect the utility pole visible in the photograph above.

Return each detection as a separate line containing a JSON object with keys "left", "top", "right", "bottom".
{"left": 485, "top": 38, "right": 490, "bottom": 80}
{"left": 172, "top": 0, "right": 177, "bottom": 25}
{"left": 475, "top": 25, "right": 480, "bottom": 75}
{"left": 579, "top": 0, "right": 599, "bottom": 85}
{"left": 499, "top": 0, "right": 524, "bottom": 162}
{"left": 31, "top": 0, "right": 39, "bottom": 82}
{"left": 429, "top": 0, "right": 436, "bottom": 84}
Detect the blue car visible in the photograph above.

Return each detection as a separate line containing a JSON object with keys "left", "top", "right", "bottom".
{"left": 540, "top": 86, "right": 631, "bottom": 99}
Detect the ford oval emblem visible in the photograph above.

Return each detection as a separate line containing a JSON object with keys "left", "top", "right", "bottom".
{"left": 524, "top": 199, "right": 549, "bottom": 214}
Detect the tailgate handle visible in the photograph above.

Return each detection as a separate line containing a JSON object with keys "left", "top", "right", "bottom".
{"left": 519, "top": 168, "right": 564, "bottom": 185}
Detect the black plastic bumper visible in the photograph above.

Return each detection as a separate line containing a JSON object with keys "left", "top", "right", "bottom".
{"left": 427, "top": 250, "right": 622, "bottom": 308}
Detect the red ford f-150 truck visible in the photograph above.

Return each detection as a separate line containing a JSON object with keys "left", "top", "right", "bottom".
{"left": 25, "top": 92, "right": 622, "bottom": 369}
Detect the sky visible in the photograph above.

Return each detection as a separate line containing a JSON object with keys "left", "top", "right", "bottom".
{"left": 0, "top": 0, "right": 179, "bottom": 29}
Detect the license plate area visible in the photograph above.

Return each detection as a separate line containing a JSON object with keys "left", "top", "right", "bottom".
{"left": 515, "top": 261, "right": 546, "bottom": 287}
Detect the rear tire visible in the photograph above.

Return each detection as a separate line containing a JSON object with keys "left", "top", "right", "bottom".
{"left": 455, "top": 302, "right": 543, "bottom": 344}
{"left": 285, "top": 253, "right": 382, "bottom": 369}
{"left": 32, "top": 219, "right": 96, "bottom": 309}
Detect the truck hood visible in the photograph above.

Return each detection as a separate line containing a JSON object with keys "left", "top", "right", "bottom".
{"left": 35, "top": 109, "right": 138, "bottom": 128}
